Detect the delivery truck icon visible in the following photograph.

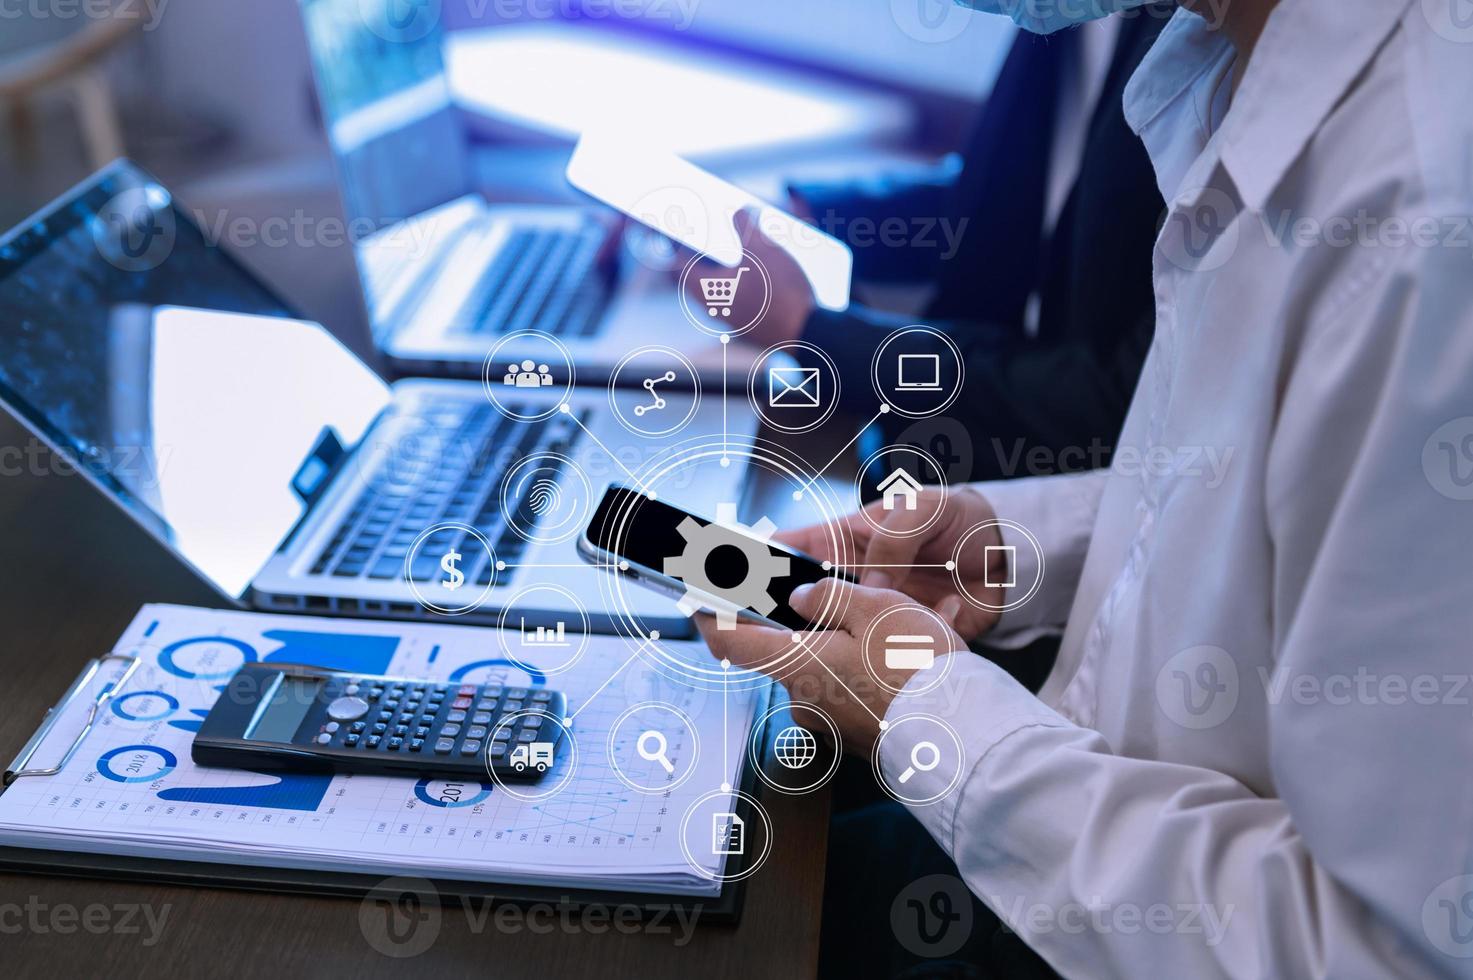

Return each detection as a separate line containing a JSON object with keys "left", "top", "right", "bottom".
{"left": 510, "top": 742, "right": 555, "bottom": 773}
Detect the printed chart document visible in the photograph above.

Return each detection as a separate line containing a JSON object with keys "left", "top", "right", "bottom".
{"left": 0, "top": 605, "right": 758, "bottom": 896}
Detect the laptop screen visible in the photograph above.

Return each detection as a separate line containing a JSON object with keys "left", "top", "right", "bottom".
{"left": 0, "top": 163, "right": 391, "bottom": 600}
{"left": 299, "top": 0, "right": 472, "bottom": 245}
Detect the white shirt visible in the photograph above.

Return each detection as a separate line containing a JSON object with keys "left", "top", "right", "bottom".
{"left": 883, "top": 1, "right": 1473, "bottom": 976}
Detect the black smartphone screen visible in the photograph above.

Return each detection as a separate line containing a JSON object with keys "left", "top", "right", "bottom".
{"left": 585, "top": 486, "right": 854, "bottom": 630}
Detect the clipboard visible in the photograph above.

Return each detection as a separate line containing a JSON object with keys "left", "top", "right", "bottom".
{"left": 1, "top": 652, "right": 777, "bottom": 924}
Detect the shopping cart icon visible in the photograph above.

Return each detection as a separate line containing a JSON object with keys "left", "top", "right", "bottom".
{"left": 699, "top": 266, "right": 750, "bottom": 317}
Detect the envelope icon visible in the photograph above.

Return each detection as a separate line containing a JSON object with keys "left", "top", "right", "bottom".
{"left": 769, "top": 367, "right": 821, "bottom": 408}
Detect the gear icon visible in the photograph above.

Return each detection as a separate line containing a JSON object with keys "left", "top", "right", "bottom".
{"left": 664, "top": 503, "right": 791, "bottom": 629}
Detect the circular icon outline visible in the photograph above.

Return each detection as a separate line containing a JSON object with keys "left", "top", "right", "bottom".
{"left": 588, "top": 437, "right": 857, "bottom": 689}
{"left": 678, "top": 786, "right": 774, "bottom": 884}
{"left": 746, "top": 701, "right": 842, "bottom": 795}
{"left": 860, "top": 604, "right": 958, "bottom": 698}
{"left": 606, "top": 701, "right": 701, "bottom": 795}
{"left": 496, "top": 583, "right": 591, "bottom": 676}
{"left": 871, "top": 325, "right": 965, "bottom": 420}
{"left": 746, "top": 341, "right": 842, "bottom": 434}
{"left": 404, "top": 521, "right": 498, "bottom": 617}
{"left": 950, "top": 519, "right": 1044, "bottom": 614}
{"left": 853, "top": 443, "right": 949, "bottom": 538}
{"left": 677, "top": 248, "right": 772, "bottom": 339}
{"left": 871, "top": 714, "right": 965, "bottom": 807}
{"left": 484, "top": 710, "right": 578, "bottom": 803}
{"left": 499, "top": 452, "right": 593, "bottom": 545}
{"left": 608, "top": 345, "right": 702, "bottom": 437}
{"left": 481, "top": 330, "right": 577, "bottom": 422}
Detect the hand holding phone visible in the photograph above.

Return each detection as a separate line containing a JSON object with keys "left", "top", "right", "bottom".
{"left": 566, "top": 133, "right": 852, "bottom": 312}
{"left": 578, "top": 486, "right": 854, "bottom": 631}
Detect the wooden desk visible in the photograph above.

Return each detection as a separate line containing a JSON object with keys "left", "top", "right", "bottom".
{"left": 0, "top": 416, "right": 831, "bottom": 977}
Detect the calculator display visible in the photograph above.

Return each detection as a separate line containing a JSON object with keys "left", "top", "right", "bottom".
{"left": 246, "top": 676, "right": 323, "bottom": 744}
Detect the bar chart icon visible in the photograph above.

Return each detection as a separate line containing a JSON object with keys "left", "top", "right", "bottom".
{"left": 520, "top": 618, "right": 570, "bottom": 647}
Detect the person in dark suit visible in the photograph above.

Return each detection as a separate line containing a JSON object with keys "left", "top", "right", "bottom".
{"left": 725, "top": 6, "right": 1174, "bottom": 488}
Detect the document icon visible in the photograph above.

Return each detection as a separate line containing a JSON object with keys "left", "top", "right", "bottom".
{"left": 712, "top": 812, "right": 745, "bottom": 855}
{"left": 769, "top": 367, "right": 822, "bottom": 408}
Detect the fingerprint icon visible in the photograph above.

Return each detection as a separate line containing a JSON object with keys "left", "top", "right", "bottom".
{"left": 528, "top": 479, "right": 563, "bottom": 517}
{"left": 502, "top": 454, "right": 589, "bottom": 544}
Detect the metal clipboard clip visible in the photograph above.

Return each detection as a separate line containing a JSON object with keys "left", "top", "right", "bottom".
{"left": 3, "top": 652, "right": 145, "bottom": 786}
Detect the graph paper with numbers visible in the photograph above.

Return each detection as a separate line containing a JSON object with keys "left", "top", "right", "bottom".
{"left": 0, "top": 605, "right": 757, "bottom": 896}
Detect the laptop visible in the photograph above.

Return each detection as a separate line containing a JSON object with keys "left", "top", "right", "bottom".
{"left": 0, "top": 162, "right": 753, "bottom": 635}
{"left": 295, "top": 0, "right": 741, "bottom": 383}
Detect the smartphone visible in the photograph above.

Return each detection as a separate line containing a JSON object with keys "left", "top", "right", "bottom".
{"left": 578, "top": 485, "right": 855, "bottom": 631}
{"left": 565, "top": 132, "right": 853, "bottom": 312}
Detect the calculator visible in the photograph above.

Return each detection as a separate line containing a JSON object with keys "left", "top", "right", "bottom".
{"left": 192, "top": 663, "right": 568, "bottom": 780}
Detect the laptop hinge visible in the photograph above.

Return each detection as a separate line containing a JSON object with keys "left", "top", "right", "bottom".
{"left": 291, "top": 426, "right": 346, "bottom": 507}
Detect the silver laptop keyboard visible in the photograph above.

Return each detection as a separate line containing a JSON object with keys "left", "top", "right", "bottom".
{"left": 456, "top": 224, "right": 608, "bottom": 337}
{"left": 310, "top": 399, "right": 587, "bottom": 583}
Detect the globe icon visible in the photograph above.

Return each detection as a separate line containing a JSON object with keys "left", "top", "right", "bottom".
{"left": 773, "top": 725, "right": 818, "bottom": 770}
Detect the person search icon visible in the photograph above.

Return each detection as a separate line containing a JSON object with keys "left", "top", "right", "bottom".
{"left": 638, "top": 729, "right": 675, "bottom": 774}
{"left": 898, "top": 740, "right": 941, "bottom": 784}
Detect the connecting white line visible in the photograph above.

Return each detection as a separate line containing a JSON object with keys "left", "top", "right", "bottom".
{"left": 793, "top": 405, "right": 890, "bottom": 497}
{"left": 566, "top": 634, "right": 654, "bottom": 722}
{"left": 721, "top": 336, "right": 727, "bottom": 459}
{"left": 561, "top": 405, "right": 651, "bottom": 492}
{"left": 793, "top": 632, "right": 883, "bottom": 726}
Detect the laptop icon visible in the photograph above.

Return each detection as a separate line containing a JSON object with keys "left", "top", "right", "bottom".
{"left": 896, "top": 354, "right": 942, "bottom": 391}
{"left": 0, "top": 163, "right": 753, "bottom": 636}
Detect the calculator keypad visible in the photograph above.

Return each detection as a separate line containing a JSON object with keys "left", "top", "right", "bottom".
{"left": 306, "top": 676, "right": 564, "bottom": 773}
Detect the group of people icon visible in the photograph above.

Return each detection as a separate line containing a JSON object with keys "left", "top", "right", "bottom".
{"left": 503, "top": 360, "right": 555, "bottom": 388}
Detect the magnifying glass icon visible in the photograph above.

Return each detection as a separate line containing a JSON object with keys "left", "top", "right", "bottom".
{"left": 898, "top": 740, "right": 941, "bottom": 784}
{"left": 637, "top": 729, "right": 675, "bottom": 774}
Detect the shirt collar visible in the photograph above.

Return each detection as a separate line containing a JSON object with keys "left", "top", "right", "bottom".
{"left": 1125, "top": 0, "right": 1412, "bottom": 213}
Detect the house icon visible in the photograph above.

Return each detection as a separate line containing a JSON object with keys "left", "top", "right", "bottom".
{"left": 878, "top": 468, "right": 923, "bottom": 511}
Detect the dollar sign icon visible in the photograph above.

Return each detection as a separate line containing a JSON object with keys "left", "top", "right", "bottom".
{"left": 440, "top": 549, "right": 464, "bottom": 591}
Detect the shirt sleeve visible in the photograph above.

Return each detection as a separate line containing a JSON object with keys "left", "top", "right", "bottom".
{"left": 884, "top": 227, "right": 1473, "bottom": 977}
